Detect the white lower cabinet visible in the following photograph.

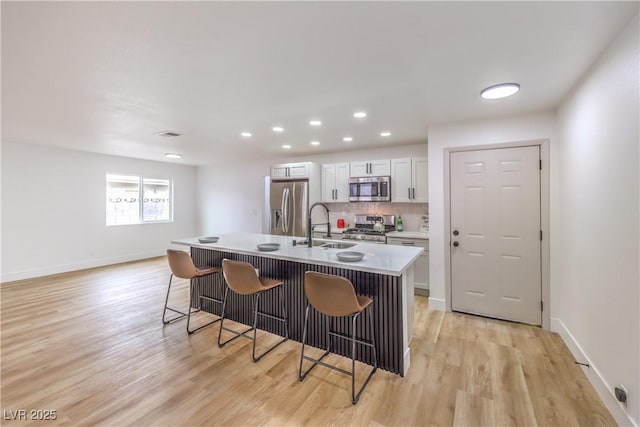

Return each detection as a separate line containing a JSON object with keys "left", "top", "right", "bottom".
{"left": 387, "top": 236, "right": 429, "bottom": 291}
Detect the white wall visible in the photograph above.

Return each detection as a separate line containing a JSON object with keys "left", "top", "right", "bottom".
{"left": 555, "top": 14, "right": 639, "bottom": 426}
{"left": 1, "top": 142, "right": 198, "bottom": 282}
{"left": 196, "top": 143, "right": 428, "bottom": 235}
{"left": 197, "top": 156, "right": 273, "bottom": 235}
{"left": 426, "top": 112, "right": 557, "bottom": 310}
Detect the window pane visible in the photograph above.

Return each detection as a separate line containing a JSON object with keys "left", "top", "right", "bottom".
{"left": 106, "top": 174, "right": 140, "bottom": 225}
{"left": 143, "top": 178, "right": 171, "bottom": 222}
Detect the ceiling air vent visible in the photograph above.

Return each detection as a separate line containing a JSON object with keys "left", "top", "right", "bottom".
{"left": 155, "top": 131, "right": 182, "bottom": 137}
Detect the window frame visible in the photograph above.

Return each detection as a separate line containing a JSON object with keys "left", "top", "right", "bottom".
{"left": 106, "top": 173, "right": 174, "bottom": 226}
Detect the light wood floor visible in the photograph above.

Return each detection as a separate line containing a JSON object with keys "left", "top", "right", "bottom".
{"left": 1, "top": 257, "right": 615, "bottom": 426}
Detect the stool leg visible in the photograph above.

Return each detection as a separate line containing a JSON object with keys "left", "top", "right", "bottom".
{"left": 326, "top": 316, "right": 332, "bottom": 353}
{"left": 187, "top": 275, "right": 222, "bottom": 334}
{"left": 298, "top": 304, "right": 310, "bottom": 380}
{"left": 299, "top": 305, "right": 332, "bottom": 380}
{"left": 251, "top": 288, "right": 288, "bottom": 362}
{"left": 217, "top": 287, "right": 230, "bottom": 347}
{"left": 251, "top": 292, "right": 261, "bottom": 361}
{"left": 186, "top": 278, "right": 195, "bottom": 333}
{"left": 351, "top": 306, "right": 378, "bottom": 404}
{"left": 279, "top": 286, "right": 289, "bottom": 339}
{"left": 369, "top": 310, "right": 378, "bottom": 368}
{"left": 351, "top": 313, "right": 358, "bottom": 404}
{"left": 162, "top": 273, "right": 191, "bottom": 324}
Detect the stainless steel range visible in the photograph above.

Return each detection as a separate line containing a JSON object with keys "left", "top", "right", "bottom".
{"left": 342, "top": 214, "right": 396, "bottom": 244}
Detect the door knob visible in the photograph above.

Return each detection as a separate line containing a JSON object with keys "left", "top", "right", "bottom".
{"left": 453, "top": 241, "right": 459, "bottom": 247}
{"left": 453, "top": 230, "right": 459, "bottom": 236}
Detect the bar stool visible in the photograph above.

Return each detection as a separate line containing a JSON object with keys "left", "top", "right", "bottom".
{"left": 299, "top": 271, "right": 378, "bottom": 404}
{"left": 163, "top": 249, "right": 223, "bottom": 334}
{"left": 218, "top": 259, "right": 289, "bottom": 362}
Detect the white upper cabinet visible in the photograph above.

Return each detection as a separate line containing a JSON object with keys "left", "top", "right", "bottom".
{"left": 391, "top": 157, "right": 428, "bottom": 203}
{"left": 350, "top": 159, "right": 391, "bottom": 177}
{"left": 271, "top": 162, "right": 311, "bottom": 179}
{"left": 321, "top": 163, "right": 350, "bottom": 202}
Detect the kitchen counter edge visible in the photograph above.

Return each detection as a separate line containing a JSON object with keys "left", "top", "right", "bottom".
{"left": 172, "top": 232, "right": 422, "bottom": 276}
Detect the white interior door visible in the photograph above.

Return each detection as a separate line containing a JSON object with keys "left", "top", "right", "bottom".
{"left": 450, "top": 146, "right": 542, "bottom": 325}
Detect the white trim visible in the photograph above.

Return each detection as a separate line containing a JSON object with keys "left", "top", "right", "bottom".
{"left": 403, "top": 347, "right": 411, "bottom": 377}
{"left": 551, "top": 317, "right": 637, "bottom": 427}
{"left": 1, "top": 250, "right": 166, "bottom": 283}
{"left": 443, "top": 139, "right": 551, "bottom": 329}
{"left": 428, "top": 296, "right": 446, "bottom": 311}
{"left": 402, "top": 269, "right": 414, "bottom": 376}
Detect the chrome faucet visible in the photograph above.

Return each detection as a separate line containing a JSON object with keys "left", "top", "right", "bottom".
{"left": 308, "top": 202, "right": 331, "bottom": 247}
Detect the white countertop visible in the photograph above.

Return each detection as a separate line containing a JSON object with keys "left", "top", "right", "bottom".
{"left": 172, "top": 232, "right": 423, "bottom": 276}
{"left": 386, "top": 231, "right": 430, "bottom": 239}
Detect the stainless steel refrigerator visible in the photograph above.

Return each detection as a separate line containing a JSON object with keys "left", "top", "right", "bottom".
{"left": 269, "top": 179, "right": 309, "bottom": 237}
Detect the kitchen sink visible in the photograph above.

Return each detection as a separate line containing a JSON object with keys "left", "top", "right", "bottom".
{"left": 298, "top": 239, "right": 356, "bottom": 249}
{"left": 319, "top": 242, "right": 356, "bottom": 249}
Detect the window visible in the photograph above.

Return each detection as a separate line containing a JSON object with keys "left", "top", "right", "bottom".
{"left": 106, "top": 174, "right": 172, "bottom": 225}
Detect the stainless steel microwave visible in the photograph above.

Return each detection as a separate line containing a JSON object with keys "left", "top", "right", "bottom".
{"left": 349, "top": 176, "right": 391, "bottom": 202}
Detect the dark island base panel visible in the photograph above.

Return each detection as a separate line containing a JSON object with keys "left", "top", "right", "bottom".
{"left": 191, "top": 248, "right": 404, "bottom": 375}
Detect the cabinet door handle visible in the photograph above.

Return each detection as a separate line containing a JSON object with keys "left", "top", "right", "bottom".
{"left": 412, "top": 188, "right": 415, "bottom": 199}
{"left": 408, "top": 188, "right": 411, "bottom": 199}
{"left": 402, "top": 242, "right": 416, "bottom": 246}
{"left": 334, "top": 189, "right": 338, "bottom": 200}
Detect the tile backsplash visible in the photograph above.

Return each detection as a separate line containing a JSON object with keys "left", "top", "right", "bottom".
{"left": 313, "top": 202, "right": 428, "bottom": 231}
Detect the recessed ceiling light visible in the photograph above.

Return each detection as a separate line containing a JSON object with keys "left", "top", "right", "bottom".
{"left": 380, "top": 131, "right": 391, "bottom": 137}
{"left": 480, "top": 83, "right": 520, "bottom": 100}
{"left": 155, "top": 131, "right": 181, "bottom": 137}
{"left": 309, "top": 120, "right": 322, "bottom": 126}
{"left": 310, "top": 141, "right": 320, "bottom": 146}
{"left": 353, "top": 112, "right": 367, "bottom": 118}
{"left": 343, "top": 136, "right": 353, "bottom": 142}
{"left": 241, "top": 131, "right": 252, "bottom": 137}
{"left": 165, "top": 153, "right": 182, "bottom": 159}
{"left": 282, "top": 144, "right": 291, "bottom": 149}
{"left": 272, "top": 126, "right": 284, "bottom": 132}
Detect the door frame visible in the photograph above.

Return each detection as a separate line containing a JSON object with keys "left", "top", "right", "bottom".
{"left": 443, "top": 139, "right": 550, "bottom": 330}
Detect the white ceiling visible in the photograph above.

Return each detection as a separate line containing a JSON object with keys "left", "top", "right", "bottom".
{"left": 2, "top": 2, "right": 637, "bottom": 165}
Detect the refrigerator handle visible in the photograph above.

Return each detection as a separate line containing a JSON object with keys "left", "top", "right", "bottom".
{"left": 292, "top": 183, "right": 296, "bottom": 235}
{"left": 286, "top": 187, "right": 291, "bottom": 233}
{"left": 281, "top": 188, "right": 288, "bottom": 233}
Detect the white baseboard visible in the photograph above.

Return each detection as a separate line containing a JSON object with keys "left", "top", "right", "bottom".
{"left": 1, "top": 250, "right": 166, "bottom": 283}
{"left": 428, "top": 296, "right": 446, "bottom": 311}
{"left": 551, "top": 317, "right": 637, "bottom": 427}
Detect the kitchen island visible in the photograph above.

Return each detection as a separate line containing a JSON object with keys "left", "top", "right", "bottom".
{"left": 172, "top": 232, "right": 423, "bottom": 376}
